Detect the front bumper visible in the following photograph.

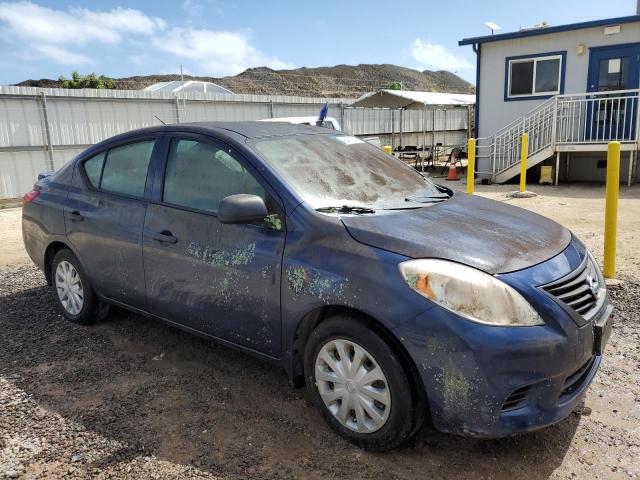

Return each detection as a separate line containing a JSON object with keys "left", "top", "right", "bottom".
{"left": 398, "top": 300, "right": 612, "bottom": 438}
{"left": 490, "top": 353, "right": 602, "bottom": 438}
{"left": 393, "top": 241, "right": 612, "bottom": 438}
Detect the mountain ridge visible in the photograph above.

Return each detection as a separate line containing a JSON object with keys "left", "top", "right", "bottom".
{"left": 16, "top": 63, "right": 474, "bottom": 98}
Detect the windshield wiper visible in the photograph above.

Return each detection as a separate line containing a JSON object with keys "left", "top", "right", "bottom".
{"left": 316, "top": 205, "right": 376, "bottom": 214}
{"left": 404, "top": 195, "right": 449, "bottom": 203}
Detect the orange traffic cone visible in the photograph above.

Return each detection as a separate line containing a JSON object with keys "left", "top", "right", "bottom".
{"left": 446, "top": 162, "right": 460, "bottom": 181}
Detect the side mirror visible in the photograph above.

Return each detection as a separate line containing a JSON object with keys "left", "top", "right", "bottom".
{"left": 218, "top": 194, "right": 268, "bottom": 224}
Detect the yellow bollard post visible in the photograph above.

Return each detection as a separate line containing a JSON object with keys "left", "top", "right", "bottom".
{"left": 466, "top": 138, "right": 476, "bottom": 194}
{"left": 383, "top": 145, "right": 392, "bottom": 155}
{"left": 603, "top": 141, "right": 620, "bottom": 278}
{"left": 519, "top": 133, "right": 528, "bottom": 193}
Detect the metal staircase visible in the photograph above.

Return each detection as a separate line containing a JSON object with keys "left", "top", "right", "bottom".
{"left": 476, "top": 89, "right": 640, "bottom": 184}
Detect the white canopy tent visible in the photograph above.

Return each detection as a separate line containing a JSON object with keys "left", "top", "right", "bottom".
{"left": 144, "top": 80, "right": 234, "bottom": 94}
{"left": 351, "top": 89, "right": 475, "bottom": 153}
{"left": 352, "top": 90, "right": 475, "bottom": 109}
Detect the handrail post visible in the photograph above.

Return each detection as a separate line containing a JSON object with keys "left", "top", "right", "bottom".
{"left": 519, "top": 133, "right": 528, "bottom": 193}
{"left": 636, "top": 92, "right": 640, "bottom": 147}
{"left": 551, "top": 95, "right": 558, "bottom": 151}
{"left": 467, "top": 138, "right": 476, "bottom": 194}
{"left": 491, "top": 135, "right": 496, "bottom": 177}
{"left": 604, "top": 141, "right": 621, "bottom": 278}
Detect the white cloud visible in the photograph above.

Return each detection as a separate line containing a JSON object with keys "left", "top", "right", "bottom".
{"left": 0, "top": 1, "right": 292, "bottom": 75}
{"left": 0, "top": 2, "right": 165, "bottom": 45}
{"left": 410, "top": 39, "right": 473, "bottom": 72}
{"left": 0, "top": 1, "right": 165, "bottom": 66}
{"left": 35, "top": 45, "right": 92, "bottom": 66}
{"left": 75, "top": 6, "right": 166, "bottom": 37}
{"left": 153, "top": 27, "right": 294, "bottom": 76}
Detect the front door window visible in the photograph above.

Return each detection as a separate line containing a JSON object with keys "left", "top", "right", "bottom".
{"left": 162, "top": 139, "right": 266, "bottom": 213}
{"left": 596, "top": 57, "right": 628, "bottom": 92}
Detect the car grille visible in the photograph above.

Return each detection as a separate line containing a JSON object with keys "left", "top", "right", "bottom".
{"left": 542, "top": 257, "right": 599, "bottom": 316}
{"left": 500, "top": 385, "right": 532, "bottom": 412}
{"left": 559, "top": 356, "right": 596, "bottom": 400}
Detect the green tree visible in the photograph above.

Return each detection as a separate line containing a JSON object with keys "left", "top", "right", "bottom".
{"left": 58, "top": 71, "right": 116, "bottom": 89}
{"left": 386, "top": 81, "right": 402, "bottom": 90}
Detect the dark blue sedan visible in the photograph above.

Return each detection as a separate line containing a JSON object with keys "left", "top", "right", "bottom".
{"left": 22, "top": 122, "right": 613, "bottom": 450}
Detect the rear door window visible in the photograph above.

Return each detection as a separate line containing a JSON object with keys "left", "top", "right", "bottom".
{"left": 100, "top": 141, "right": 155, "bottom": 197}
{"left": 162, "top": 139, "right": 266, "bottom": 213}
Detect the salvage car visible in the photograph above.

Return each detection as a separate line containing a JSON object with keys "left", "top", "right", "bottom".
{"left": 22, "top": 122, "right": 613, "bottom": 450}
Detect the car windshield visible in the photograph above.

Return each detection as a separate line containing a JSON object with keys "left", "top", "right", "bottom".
{"left": 251, "top": 134, "right": 448, "bottom": 210}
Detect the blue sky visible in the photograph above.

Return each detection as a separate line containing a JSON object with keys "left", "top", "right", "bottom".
{"left": 0, "top": 0, "right": 635, "bottom": 87}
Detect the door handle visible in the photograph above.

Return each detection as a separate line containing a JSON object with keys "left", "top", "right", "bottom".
{"left": 151, "top": 231, "right": 178, "bottom": 244}
{"left": 67, "top": 211, "right": 84, "bottom": 222}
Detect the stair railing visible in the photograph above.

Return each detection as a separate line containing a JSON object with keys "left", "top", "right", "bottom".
{"left": 483, "top": 89, "right": 640, "bottom": 181}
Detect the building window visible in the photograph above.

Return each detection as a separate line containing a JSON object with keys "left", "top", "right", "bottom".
{"left": 507, "top": 54, "right": 563, "bottom": 98}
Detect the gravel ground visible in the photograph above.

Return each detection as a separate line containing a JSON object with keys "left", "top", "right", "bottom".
{"left": 1, "top": 185, "right": 640, "bottom": 479}
{"left": 1, "top": 266, "right": 638, "bottom": 479}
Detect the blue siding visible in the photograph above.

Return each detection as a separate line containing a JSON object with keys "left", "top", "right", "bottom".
{"left": 459, "top": 15, "right": 640, "bottom": 46}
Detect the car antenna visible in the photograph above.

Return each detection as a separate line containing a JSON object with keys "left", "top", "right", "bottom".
{"left": 154, "top": 115, "right": 167, "bottom": 125}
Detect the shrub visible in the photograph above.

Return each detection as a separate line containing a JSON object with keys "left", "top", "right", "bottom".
{"left": 58, "top": 71, "right": 116, "bottom": 89}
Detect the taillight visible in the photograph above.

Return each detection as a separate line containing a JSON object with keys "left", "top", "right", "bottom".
{"left": 23, "top": 190, "right": 40, "bottom": 206}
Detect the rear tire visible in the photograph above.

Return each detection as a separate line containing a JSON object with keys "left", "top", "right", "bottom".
{"left": 51, "top": 248, "right": 109, "bottom": 324}
{"left": 304, "top": 315, "right": 419, "bottom": 451}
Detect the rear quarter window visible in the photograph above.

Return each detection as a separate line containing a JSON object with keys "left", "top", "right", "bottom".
{"left": 82, "top": 151, "right": 105, "bottom": 188}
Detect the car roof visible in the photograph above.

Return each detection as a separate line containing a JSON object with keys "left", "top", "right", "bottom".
{"left": 187, "top": 121, "right": 340, "bottom": 138}
{"left": 77, "top": 121, "right": 340, "bottom": 162}
{"left": 260, "top": 116, "right": 338, "bottom": 123}
{"left": 120, "top": 121, "right": 337, "bottom": 140}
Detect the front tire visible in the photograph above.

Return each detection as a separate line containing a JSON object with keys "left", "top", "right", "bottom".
{"left": 52, "top": 248, "right": 109, "bottom": 324}
{"left": 304, "top": 315, "right": 419, "bottom": 451}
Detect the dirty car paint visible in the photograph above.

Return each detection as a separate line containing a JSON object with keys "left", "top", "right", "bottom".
{"left": 341, "top": 193, "right": 571, "bottom": 275}
{"left": 22, "top": 122, "right": 611, "bottom": 441}
{"left": 143, "top": 202, "right": 284, "bottom": 356}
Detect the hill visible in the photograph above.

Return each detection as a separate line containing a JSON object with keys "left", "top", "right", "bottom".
{"left": 16, "top": 64, "right": 474, "bottom": 98}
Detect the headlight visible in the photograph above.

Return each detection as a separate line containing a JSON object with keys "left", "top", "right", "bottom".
{"left": 398, "top": 259, "right": 544, "bottom": 326}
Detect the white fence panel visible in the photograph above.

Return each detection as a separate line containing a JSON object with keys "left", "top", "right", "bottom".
{"left": 0, "top": 150, "right": 49, "bottom": 198}
{"left": 0, "top": 97, "right": 45, "bottom": 147}
{"left": 0, "top": 86, "right": 471, "bottom": 198}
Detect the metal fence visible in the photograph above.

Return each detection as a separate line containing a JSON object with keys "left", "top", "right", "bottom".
{"left": 0, "top": 86, "right": 470, "bottom": 198}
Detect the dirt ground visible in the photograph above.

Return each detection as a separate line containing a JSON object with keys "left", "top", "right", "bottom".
{"left": 457, "top": 182, "right": 640, "bottom": 278}
{"left": 1, "top": 184, "right": 639, "bottom": 479}
{"left": 0, "top": 208, "right": 29, "bottom": 268}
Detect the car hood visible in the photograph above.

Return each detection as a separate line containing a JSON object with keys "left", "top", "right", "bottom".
{"left": 341, "top": 193, "right": 571, "bottom": 274}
